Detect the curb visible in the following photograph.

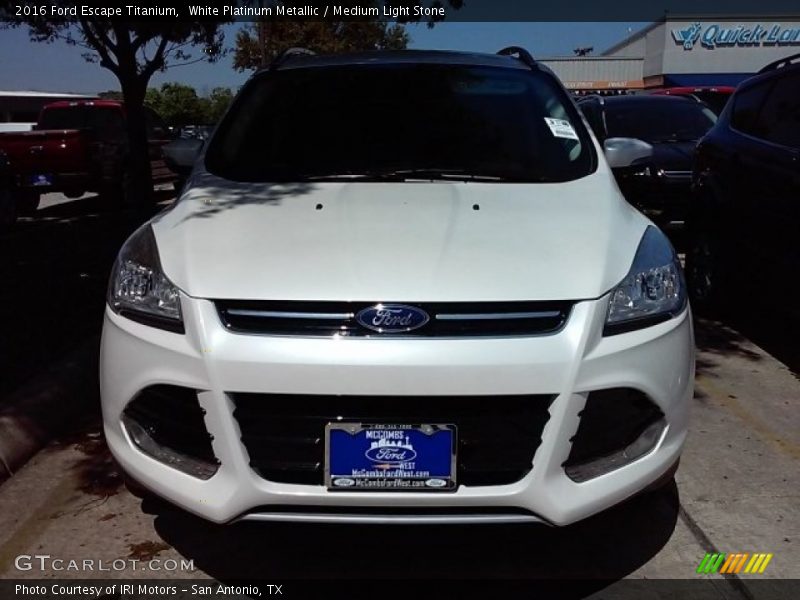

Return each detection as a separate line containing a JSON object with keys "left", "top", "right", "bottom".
{"left": 0, "top": 337, "right": 99, "bottom": 482}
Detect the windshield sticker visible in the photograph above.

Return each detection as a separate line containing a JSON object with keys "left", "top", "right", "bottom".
{"left": 544, "top": 118, "right": 579, "bottom": 141}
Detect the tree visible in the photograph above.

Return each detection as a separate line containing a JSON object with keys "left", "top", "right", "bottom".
{"left": 2, "top": 8, "right": 229, "bottom": 204}
{"left": 145, "top": 82, "right": 204, "bottom": 127}
{"left": 203, "top": 87, "right": 235, "bottom": 124}
{"left": 234, "top": 20, "right": 408, "bottom": 71}
{"left": 98, "top": 90, "right": 124, "bottom": 101}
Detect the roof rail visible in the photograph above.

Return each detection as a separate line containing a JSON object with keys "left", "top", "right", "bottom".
{"left": 496, "top": 46, "right": 537, "bottom": 70}
{"left": 269, "top": 47, "right": 316, "bottom": 71}
{"left": 757, "top": 52, "right": 800, "bottom": 74}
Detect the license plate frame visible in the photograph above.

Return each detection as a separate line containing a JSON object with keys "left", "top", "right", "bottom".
{"left": 325, "top": 423, "right": 457, "bottom": 492}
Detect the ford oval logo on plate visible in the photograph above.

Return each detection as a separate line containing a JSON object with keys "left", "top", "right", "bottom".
{"left": 356, "top": 304, "right": 429, "bottom": 333}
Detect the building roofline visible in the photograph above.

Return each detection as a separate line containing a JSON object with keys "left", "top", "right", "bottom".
{"left": 0, "top": 91, "right": 95, "bottom": 98}
{"left": 601, "top": 20, "right": 665, "bottom": 56}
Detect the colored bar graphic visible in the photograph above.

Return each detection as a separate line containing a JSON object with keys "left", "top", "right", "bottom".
{"left": 699, "top": 552, "right": 773, "bottom": 575}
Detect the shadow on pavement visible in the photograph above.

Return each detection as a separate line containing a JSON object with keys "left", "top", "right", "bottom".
{"left": 0, "top": 192, "right": 170, "bottom": 399}
{"left": 693, "top": 313, "right": 799, "bottom": 381}
{"left": 149, "top": 481, "right": 679, "bottom": 596}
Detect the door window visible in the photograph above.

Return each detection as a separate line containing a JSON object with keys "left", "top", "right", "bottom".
{"left": 731, "top": 80, "right": 773, "bottom": 138}
{"left": 756, "top": 72, "right": 800, "bottom": 149}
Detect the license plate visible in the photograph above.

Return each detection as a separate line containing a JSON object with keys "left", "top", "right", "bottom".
{"left": 326, "top": 423, "right": 457, "bottom": 491}
{"left": 29, "top": 174, "right": 53, "bottom": 187}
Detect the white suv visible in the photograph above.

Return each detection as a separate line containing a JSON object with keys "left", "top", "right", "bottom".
{"left": 100, "top": 48, "right": 694, "bottom": 525}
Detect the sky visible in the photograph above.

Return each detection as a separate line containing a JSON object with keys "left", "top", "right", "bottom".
{"left": 0, "top": 22, "right": 647, "bottom": 95}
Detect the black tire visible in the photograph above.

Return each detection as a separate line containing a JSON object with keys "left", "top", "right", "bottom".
{"left": 0, "top": 186, "right": 16, "bottom": 230}
{"left": 16, "top": 191, "right": 40, "bottom": 215}
{"left": 685, "top": 219, "right": 730, "bottom": 316}
{"left": 122, "top": 470, "right": 155, "bottom": 500}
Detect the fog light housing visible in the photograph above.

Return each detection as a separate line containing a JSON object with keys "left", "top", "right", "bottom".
{"left": 122, "top": 385, "right": 219, "bottom": 480}
{"left": 564, "top": 388, "right": 665, "bottom": 483}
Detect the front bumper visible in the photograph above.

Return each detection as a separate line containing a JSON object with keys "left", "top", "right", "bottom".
{"left": 100, "top": 295, "right": 694, "bottom": 525}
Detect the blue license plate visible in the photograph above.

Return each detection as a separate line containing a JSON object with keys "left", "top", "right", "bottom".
{"left": 29, "top": 174, "right": 53, "bottom": 187}
{"left": 326, "top": 423, "right": 457, "bottom": 491}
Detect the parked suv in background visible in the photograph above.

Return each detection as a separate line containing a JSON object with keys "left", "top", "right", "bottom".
{"left": 101, "top": 48, "right": 693, "bottom": 525}
{"left": 651, "top": 86, "right": 735, "bottom": 116}
{"left": 687, "top": 54, "right": 800, "bottom": 314}
{"left": 578, "top": 95, "right": 717, "bottom": 226}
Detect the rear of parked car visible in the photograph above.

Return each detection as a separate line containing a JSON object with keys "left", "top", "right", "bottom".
{"left": 101, "top": 49, "right": 694, "bottom": 525}
{"left": 0, "top": 100, "right": 176, "bottom": 206}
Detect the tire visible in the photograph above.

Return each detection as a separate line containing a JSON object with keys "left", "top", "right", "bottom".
{"left": 0, "top": 186, "right": 16, "bottom": 230}
{"left": 16, "top": 191, "right": 40, "bottom": 215}
{"left": 685, "top": 224, "right": 729, "bottom": 316}
{"left": 122, "top": 470, "right": 155, "bottom": 500}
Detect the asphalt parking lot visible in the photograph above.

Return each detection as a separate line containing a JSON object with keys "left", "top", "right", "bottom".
{"left": 0, "top": 194, "right": 798, "bottom": 597}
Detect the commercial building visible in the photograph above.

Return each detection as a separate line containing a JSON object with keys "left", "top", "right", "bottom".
{"left": 541, "top": 15, "right": 800, "bottom": 93}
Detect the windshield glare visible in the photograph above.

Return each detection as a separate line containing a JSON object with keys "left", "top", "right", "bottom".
{"left": 605, "top": 99, "right": 717, "bottom": 143}
{"left": 206, "top": 64, "right": 595, "bottom": 183}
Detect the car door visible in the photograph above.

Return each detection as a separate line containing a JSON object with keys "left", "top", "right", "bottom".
{"left": 747, "top": 70, "right": 800, "bottom": 293}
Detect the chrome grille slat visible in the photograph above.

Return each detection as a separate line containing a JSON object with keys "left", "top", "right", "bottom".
{"left": 435, "top": 310, "right": 562, "bottom": 320}
{"left": 216, "top": 300, "right": 573, "bottom": 337}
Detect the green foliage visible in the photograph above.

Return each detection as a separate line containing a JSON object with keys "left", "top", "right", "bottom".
{"left": 233, "top": 20, "right": 409, "bottom": 71}
{"left": 97, "top": 90, "right": 124, "bottom": 101}
{"left": 144, "top": 83, "right": 235, "bottom": 126}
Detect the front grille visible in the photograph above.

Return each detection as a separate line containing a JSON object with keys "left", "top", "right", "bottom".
{"left": 216, "top": 300, "right": 573, "bottom": 337}
{"left": 232, "top": 393, "right": 554, "bottom": 487}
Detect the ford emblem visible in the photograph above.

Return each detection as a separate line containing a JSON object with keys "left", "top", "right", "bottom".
{"left": 425, "top": 478, "right": 448, "bottom": 488}
{"left": 332, "top": 477, "right": 355, "bottom": 487}
{"left": 365, "top": 433, "right": 418, "bottom": 464}
{"left": 355, "top": 304, "right": 429, "bottom": 333}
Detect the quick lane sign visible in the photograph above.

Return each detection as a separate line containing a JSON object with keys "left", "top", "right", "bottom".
{"left": 672, "top": 23, "right": 800, "bottom": 50}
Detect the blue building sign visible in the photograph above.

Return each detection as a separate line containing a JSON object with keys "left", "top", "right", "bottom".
{"left": 672, "top": 23, "right": 800, "bottom": 50}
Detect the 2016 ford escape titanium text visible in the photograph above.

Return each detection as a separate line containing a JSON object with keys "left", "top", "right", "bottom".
{"left": 100, "top": 48, "right": 694, "bottom": 525}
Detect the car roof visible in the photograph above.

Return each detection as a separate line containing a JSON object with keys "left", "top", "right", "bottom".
{"left": 259, "top": 49, "right": 532, "bottom": 73}
{"left": 591, "top": 95, "right": 699, "bottom": 107}
{"left": 653, "top": 86, "right": 735, "bottom": 95}
{"left": 737, "top": 59, "right": 800, "bottom": 93}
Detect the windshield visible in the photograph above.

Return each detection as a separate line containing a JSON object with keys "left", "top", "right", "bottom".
{"left": 605, "top": 99, "right": 717, "bottom": 143}
{"left": 206, "top": 64, "right": 595, "bottom": 183}
{"left": 39, "top": 106, "right": 123, "bottom": 133}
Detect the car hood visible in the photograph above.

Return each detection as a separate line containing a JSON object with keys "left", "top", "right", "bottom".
{"left": 152, "top": 169, "right": 649, "bottom": 302}
{"left": 649, "top": 140, "right": 697, "bottom": 171}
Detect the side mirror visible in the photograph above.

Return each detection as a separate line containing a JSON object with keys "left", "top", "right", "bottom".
{"left": 603, "top": 137, "right": 654, "bottom": 170}
{"left": 162, "top": 138, "right": 204, "bottom": 178}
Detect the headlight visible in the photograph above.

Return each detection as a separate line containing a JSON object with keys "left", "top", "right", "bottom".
{"left": 107, "top": 224, "right": 184, "bottom": 333}
{"left": 604, "top": 226, "right": 686, "bottom": 336}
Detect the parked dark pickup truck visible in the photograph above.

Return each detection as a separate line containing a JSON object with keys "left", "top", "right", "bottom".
{"left": 0, "top": 100, "right": 176, "bottom": 215}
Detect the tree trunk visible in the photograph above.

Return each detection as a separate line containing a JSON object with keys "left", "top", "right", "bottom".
{"left": 120, "top": 79, "right": 153, "bottom": 207}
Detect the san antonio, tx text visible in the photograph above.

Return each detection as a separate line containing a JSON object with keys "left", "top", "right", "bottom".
{"left": 15, "top": 583, "right": 279, "bottom": 597}
{"left": 190, "top": 4, "right": 446, "bottom": 17}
